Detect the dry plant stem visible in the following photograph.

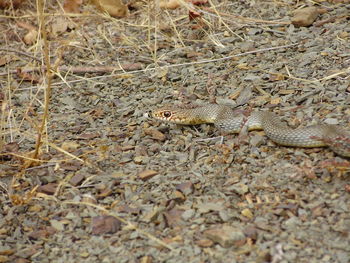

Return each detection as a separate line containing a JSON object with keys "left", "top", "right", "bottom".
{"left": 206, "top": 0, "right": 244, "bottom": 41}
{"left": 0, "top": 48, "right": 41, "bottom": 62}
{"left": 49, "top": 43, "right": 300, "bottom": 86}
{"left": 0, "top": 63, "right": 144, "bottom": 77}
{"left": 31, "top": 0, "right": 52, "bottom": 165}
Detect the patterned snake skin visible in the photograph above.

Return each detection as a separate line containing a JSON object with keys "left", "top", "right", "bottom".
{"left": 150, "top": 104, "right": 350, "bottom": 157}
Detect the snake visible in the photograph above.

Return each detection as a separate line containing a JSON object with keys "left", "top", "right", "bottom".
{"left": 149, "top": 104, "right": 350, "bottom": 157}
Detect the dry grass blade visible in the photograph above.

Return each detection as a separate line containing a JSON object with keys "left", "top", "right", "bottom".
{"left": 29, "top": 0, "right": 52, "bottom": 166}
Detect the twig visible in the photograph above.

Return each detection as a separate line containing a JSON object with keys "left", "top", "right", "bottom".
{"left": 50, "top": 43, "right": 300, "bottom": 86}
{"left": 0, "top": 48, "right": 41, "bottom": 62}
{"left": 30, "top": 0, "right": 52, "bottom": 165}
{"left": 0, "top": 63, "right": 145, "bottom": 77}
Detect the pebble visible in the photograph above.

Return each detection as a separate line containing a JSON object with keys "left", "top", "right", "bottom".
{"left": 291, "top": 6, "right": 320, "bottom": 27}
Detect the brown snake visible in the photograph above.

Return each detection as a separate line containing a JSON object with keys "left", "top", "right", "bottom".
{"left": 149, "top": 104, "right": 350, "bottom": 157}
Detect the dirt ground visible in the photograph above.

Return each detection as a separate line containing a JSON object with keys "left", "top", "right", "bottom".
{"left": 0, "top": 1, "right": 350, "bottom": 262}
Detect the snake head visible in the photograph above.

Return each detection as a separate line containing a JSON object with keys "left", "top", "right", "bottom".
{"left": 150, "top": 106, "right": 206, "bottom": 125}
{"left": 151, "top": 108, "right": 190, "bottom": 124}
{"left": 152, "top": 109, "right": 174, "bottom": 121}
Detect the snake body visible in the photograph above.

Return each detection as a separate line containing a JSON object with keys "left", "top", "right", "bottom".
{"left": 150, "top": 104, "right": 350, "bottom": 157}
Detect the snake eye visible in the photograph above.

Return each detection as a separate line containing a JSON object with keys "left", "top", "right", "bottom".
{"left": 163, "top": 111, "right": 172, "bottom": 118}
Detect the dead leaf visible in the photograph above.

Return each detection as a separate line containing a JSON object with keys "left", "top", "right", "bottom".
{"left": 159, "top": 0, "right": 181, "bottom": 9}
{"left": 17, "top": 21, "right": 36, "bottom": 31}
{"left": 139, "top": 256, "right": 153, "bottom": 263}
{"left": 189, "top": 10, "right": 201, "bottom": 21}
{"left": 51, "top": 17, "right": 70, "bottom": 37}
{"left": 0, "top": 56, "right": 11, "bottom": 66}
{"left": 28, "top": 226, "right": 56, "bottom": 240}
{"left": 241, "top": 208, "right": 254, "bottom": 219}
{"left": 269, "top": 73, "right": 285, "bottom": 81}
{"left": 87, "top": 107, "right": 105, "bottom": 119}
{"left": 0, "top": 248, "right": 15, "bottom": 256}
{"left": 138, "top": 169, "right": 158, "bottom": 181}
{"left": 270, "top": 97, "right": 281, "bottom": 105}
{"left": 23, "top": 29, "right": 38, "bottom": 45}
{"left": 196, "top": 239, "right": 214, "bottom": 247}
{"left": 16, "top": 68, "right": 41, "bottom": 83}
{"left": 243, "top": 225, "right": 258, "bottom": 240}
{"left": 204, "top": 225, "right": 245, "bottom": 248}
{"left": 17, "top": 22, "right": 38, "bottom": 45}
{"left": 144, "top": 128, "right": 166, "bottom": 141}
{"left": 115, "top": 204, "right": 141, "bottom": 215}
{"left": 97, "top": 187, "right": 113, "bottom": 198}
{"left": 160, "top": 0, "right": 207, "bottom": 9}
{"left": 189, "top": 0, "right": 207, "bottom": 4}
{"left": 61, "top": 141, "right": 80, "bottom": 151}
{"left": 175, "top": 181, "right": 194, "bottom": 195}
{"left": 91, "top": 216, "right": 121, "bottom": 235}
{"left": 0, "top": 0, "right": 25, "bottom": 8}
{"left": 63, "top": 0, "right": 82, "bottom": 13}
{"left": 4, "top": 142, "right": 19, "bottom": 152}
{"left": 92, "top": 0, "right": 129, "bottom": 18}
{"left": 163, "top": 208, "right": 184, "bottom": 227}
{"left": 345, "top": 185, "right": 350, "bottom": 193}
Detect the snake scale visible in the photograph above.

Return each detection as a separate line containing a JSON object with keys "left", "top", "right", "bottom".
{"left": 150, "top": 104, "right": 350, "bottom": 157}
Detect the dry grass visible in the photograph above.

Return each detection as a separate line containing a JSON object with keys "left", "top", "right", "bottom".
{"left": 1, "top": 1, "right": 349, "bottom": 261}
{"left": 1, "top": 0, "right": 348, "bottom": 191}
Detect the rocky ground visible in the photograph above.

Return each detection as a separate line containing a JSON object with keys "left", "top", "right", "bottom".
{"left": 0, "top": 1, "right": 349, "bottom": 262}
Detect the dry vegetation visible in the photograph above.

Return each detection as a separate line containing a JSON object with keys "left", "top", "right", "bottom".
{"left": 0, "top": 0, "right": 349, "bottom": 262}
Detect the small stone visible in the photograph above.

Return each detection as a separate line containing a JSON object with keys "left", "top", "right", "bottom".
{"left": 243, "top": 225, "right": 258, "bottom": 240}
{"left": 291, "top": 6, "right": 319, "bottom": 27}
{"left": 69, "top": 173, "right": 85, "bottom": 186}
{"left": 241, "top": 208, "right": 254, "bottom": 219}
{"left": 50, "top": 220, "right": 65, "bottom": 231}
{"left": 175, "top": 181, "right": 194, "bottom": 195}
{"left": 61, "top": 141, "right": 79, "bottom": 151}
{"left": 284, "top": 216, "right": 301, "bottom": 229}
{"left": 133, "top": 156, "right": 144, "bottom": 164}
{"left": 228, "top": 183, "right": 249, "bottom": 195}
{"left": 163, "top": 208, "right": 184, "bottom": 227}
{"left": 28, "top": 204, "right": 42, "bottom": 213}
{"left": 142, "top": 207, "right": 162, "bottom": 223}
{"left": 37, "top": 183, "right": 58, "bottom": 195}
{"left": 324, "top": 118, "right": 338, "bottom": 125}
{"left": 204, "top": 225, "right": 245, "bottom": 248}
{"left": 144, "top": 128, "right": 166, "bottom": 141}
{"left": 14, "top": 258, "right": 31, "bottom": 263}
{"left": 250, "top": 134, "right": 265, "bottom": 147}
{"left": 181, "top": 209, "right": 195, "bottom": 221}
{"left": 270, "top": 97, "right": 281, "bottom": 105}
